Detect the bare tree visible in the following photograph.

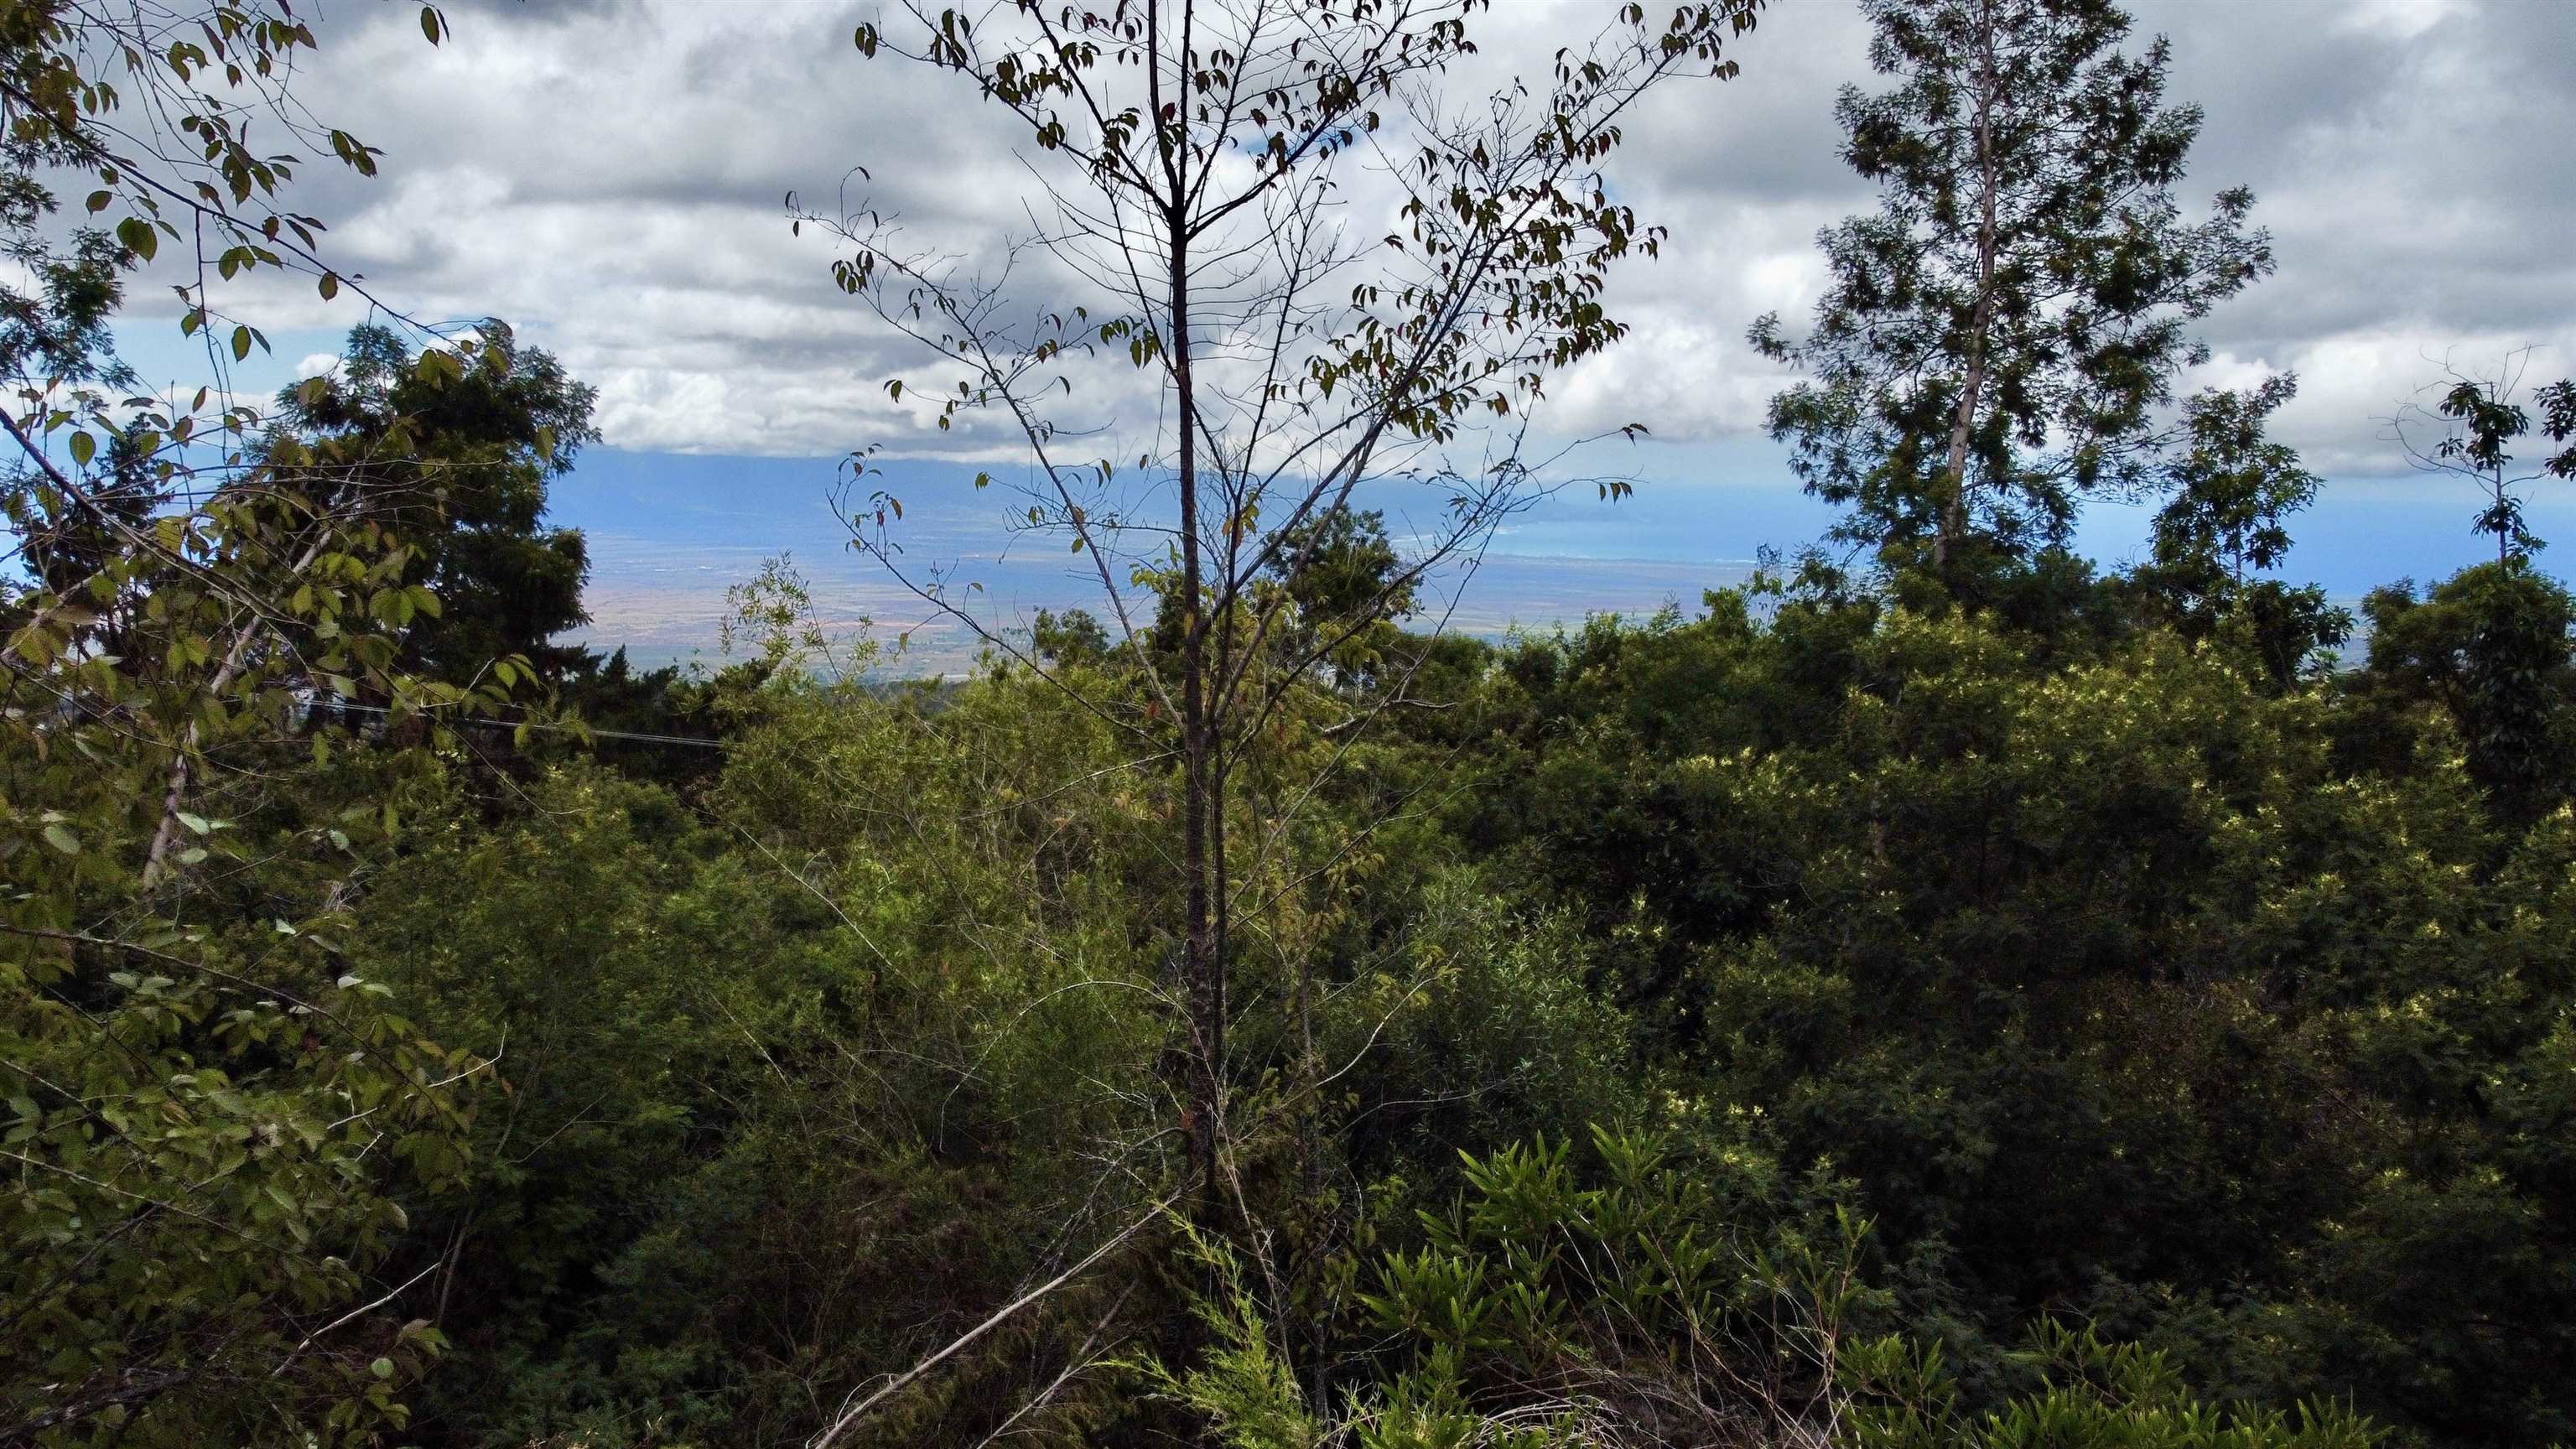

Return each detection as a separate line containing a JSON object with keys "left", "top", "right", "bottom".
{"left": 797, "top": 0, "right": 1768, "bottom": 1208}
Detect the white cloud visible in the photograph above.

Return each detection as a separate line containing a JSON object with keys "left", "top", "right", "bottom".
{"left": 106, "top": 0, "right": 2576, "bottom": 482}
{"left": 2338, "top": 0, "right": 2471, "bottom": 40}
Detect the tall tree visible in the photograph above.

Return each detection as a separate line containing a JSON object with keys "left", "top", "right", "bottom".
{"left": 1751, "top": 0, "right": 2270, "bottom": 577}
{"left": 797, "top": 0, "right": 1765, "bottom": 1435}
{"left": 808, "top": 0, "right": 1762, "bottom": 1196}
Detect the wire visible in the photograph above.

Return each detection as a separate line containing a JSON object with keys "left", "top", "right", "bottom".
{"left": 323, "top": 700, "right": 726, "bottom": 750}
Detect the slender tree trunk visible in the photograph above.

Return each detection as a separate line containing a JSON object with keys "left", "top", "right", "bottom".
{"left": 142, "top": 530, "right": 330, "bottom": 888}
{"left": 140, "top": 626, "right": 254, "bottom": 889}
{"left": 1938, "top": 1, "right": 2000, "bottom": 567}
{"left": 1169, "top": 201, "right": 1221, "bottom": 1202}
{"left": 1297, "top": 943, "right": 1327, "bottom": 1414}
{"left": 1941, "top": 306, "right": 1991, "bottom": 564}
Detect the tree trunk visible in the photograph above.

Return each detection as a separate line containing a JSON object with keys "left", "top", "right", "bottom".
{"left": 140, "top": 626, "right": 254, "bottom": 889}
{"left": 1938, "top": 0, "right": 2001, "bottom": 568}
{"left": 1170, "top": 201, "right": 1221, "bottom": 1202}
{"left": 142, "top": 529, "right": 330, "bottom": 888}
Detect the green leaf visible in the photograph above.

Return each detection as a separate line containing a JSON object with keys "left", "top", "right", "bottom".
{"left": 68, "top": 432, "right": 96, "bottom": 467}
{"left": 42, "top": 823, "right": 80, "bottom": 854}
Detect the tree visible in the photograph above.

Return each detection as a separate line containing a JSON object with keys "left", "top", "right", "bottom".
{"left": 2150, "top": 379, "right": 2314, "bottom": 590}
{"left": 2355, "top": 564, "right": 2575, "bottom": 823}
{"left": 1, "top": 6, "right": 523, "bottom": 1441}
{"left": 273, "top": 320, "right": 602, "bottom": 687}
{"left": 804, "top": 0, "right": 1765, "bottom": 1213}
{"left": 2134, "top": 375, "right": 2347, "bottom": 683}
{"left": 1261, "top": 507, "right": 1420, "bottom": 685}
{"left": 2387, "top": 349, "right": 2576, "bottom": 562}
{"left": 1751, "top": 0, "right": 2270, "bottom": 577}
{"left": 794, "top": 0, "right": 1768, "bottom": 1432}
{"left": 1032, "top": 606, "right": 1114, "bottom": 669}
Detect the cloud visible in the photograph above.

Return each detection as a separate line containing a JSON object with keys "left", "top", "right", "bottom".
{"left": 112, "top": 0, "right": 2576, "bottom": 481}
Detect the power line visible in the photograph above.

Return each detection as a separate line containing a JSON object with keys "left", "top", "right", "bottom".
{"left": 323, "top": 700, "right": 726, "bottom": 750}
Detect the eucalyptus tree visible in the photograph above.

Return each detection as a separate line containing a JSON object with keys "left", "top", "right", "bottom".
{"left": 1751, "top": 0, "right": 2271, "bottom": 576}
{"left": 800, "top": 0, "right": 1768, "bottom": 1217}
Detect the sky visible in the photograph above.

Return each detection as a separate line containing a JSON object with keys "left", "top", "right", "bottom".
{"left": 113, "top": 0, "right": 2576, "bottom": 669}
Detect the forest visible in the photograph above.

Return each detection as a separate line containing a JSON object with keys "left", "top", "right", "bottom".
{"left": 5, "top": 1, "right": 2576, "bottom": 1446}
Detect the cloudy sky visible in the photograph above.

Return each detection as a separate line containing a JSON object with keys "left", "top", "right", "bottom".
{"left": 121, "top": 0, "right": 2576, "bottom": 663}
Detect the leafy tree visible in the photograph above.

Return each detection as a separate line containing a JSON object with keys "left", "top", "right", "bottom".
{"left": 811, "top": 0, "right": 1774, "bottom": 1205}
{"left": 800, "top": 8, "right": 1772, "bottom": 1432}
{"left": 1, "top": 4, "right": 523, "bottom": 1441}
{"left": 275, "top": 320, "right": 601, "bottom": 687}
{"left": 1033, "top": 606, "right": 1114, "bottom": 669}
{"left": 2543, "top": 377, "right": 2576, "bottom": 476}
{"left": 2150, "top": 380, "right": 2314, "bottom": 593}
{"left": 1751, "top": 0, "right": 2271, "bottom": 577}
{"left": 553, "top": 646, "right": 742, "bottom": 792}
{"left": 1260, "top": 508, "right": 1420, "bottom": 686}
{"left": 2132, "top": 376, "right": 2348, "bottom": 683}
{"left": 1404, "top": 579, "right": 2576, "bottom": 1443}
{"left": 2350, "top": 563, "right": 2575, "bottom": 823}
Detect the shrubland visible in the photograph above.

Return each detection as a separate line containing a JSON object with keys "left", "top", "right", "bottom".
{"left": 8, "top": 1, "right": 2576, "bottom": 1446}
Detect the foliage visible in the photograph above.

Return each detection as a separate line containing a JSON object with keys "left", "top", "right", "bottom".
{"left": 1752, "top": 0, "right": 2271, "bottom": 574}
{"left": 2348, "top": 562, "right": 2576, "bottom": 822}
{"left": 273, "top": 322, "right": 602, "bottom": 686}
{"left": 1357, "top": 1125, "right": 1873, "bottom": 1446}
{"left": 0, "top": 4, "right": 529, "bottom": 1441}
{"left": 2388, "top": 354, "right": 2576, "bottom": 562}
{"left": 811, "top": 0, "right": 1772, "bottom": 1204}
{"left": 12, "top": 4, "right": 2576, "bottom": 1449}
{"left": 2126, "top": 377, "right": 2348, "bottom": 685}
{"left": 1846, "top": 1321, "right": 2380, "bottom": 1449}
